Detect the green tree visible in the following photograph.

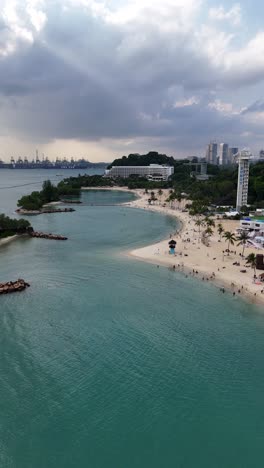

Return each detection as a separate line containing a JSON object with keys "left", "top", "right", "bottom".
{"left": 0, "top": 214, "right": 31, "bottom": 238}
{"left": 176, "top": 192, "right": 182, "bottom": 209}
{"left": 217, "top": 223, "right": 224, "bottom": 241}
{"left": 237, "top": 231, "right": 250, "bottom": 257}
{"left": 205, "top": 227, "right": 213, "bottom": 237}
{"left": 42, "top": 180, "right": 58, "bottom": 203}
{"left": 246, "top": 253, "right": 257, "bottom": 277}
{"left": 205, "top": 217, "right": 215, "bottom": 228}
{"left": 223, "top": 231, "right": 236, "bottom": 253}
{"left": 195, "top": 218, "right": 204, "bottom": 241}
{"left": 150, "top": 191, "right": 157, "bottom": 204}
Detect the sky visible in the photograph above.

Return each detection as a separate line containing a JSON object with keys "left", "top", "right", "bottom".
{"left": 0, "top": 0, "right": 264, "bottom": 162}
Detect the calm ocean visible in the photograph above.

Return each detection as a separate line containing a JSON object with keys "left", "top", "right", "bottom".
{"left": 0, "top": 170, "right": 263, "bottom": 468}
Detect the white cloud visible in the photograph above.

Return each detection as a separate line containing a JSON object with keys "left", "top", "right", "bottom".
{"left": 223, "top": 32, "right": 264, "bottom": 85}
{"left": 174, "top": 97, "right": 200, "bottom": 108}
{"left": 26, "top": 0, "right": 47, "bottom": 32}
{"left": 0, "top": 0, "right": 264, "bottom": 157}
{"left": 208, "top": 99, "right": 241, "bottom": 115}
{"left": 209, "top": 3, "right": 242, "bottom": 26}
{"left": 0, "top": 0, "right": 46, "bottom": 56}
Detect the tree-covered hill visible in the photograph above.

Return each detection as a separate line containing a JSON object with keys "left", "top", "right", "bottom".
{"left": 108, "top": 151, "right": 177, "bottom": 168}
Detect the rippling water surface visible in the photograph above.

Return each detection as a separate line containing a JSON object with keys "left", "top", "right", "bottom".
{"left": 0, "top": 171, "right": 264, "bottom": 468}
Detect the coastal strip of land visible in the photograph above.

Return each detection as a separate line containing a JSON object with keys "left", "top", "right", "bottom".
{"left": 126, "top": 189, "right": 264, "bottom": 305}
{"left": 82, "top": 186, "right": 264, "bottom": 305}
{"left": 0, "top": 235, "right": 19, "bottom": 247}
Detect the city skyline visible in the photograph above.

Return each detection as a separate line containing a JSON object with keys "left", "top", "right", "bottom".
{"left": 1, "top": 0, "right": 264, "bottom": 161}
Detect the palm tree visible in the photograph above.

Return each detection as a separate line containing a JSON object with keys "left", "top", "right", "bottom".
{"left": 169, "top": 192, "right": 176, "bottom": 209}
{"left": 246, "top": 253, "right": 257, "bottom": 277}
{"left": 195, "top": 219, "right": 204, "bottom": 241}
{"left": 205, "top": 227, "right": 213, "bottom": 237}
{"left": 217, "top": 223, "right": 224, "bottom": 241}
{"left": 205, "top": 217, "right": 215, "bottom": 228}
{"left": 158, "top": 189, "right": 163, "bottom": 205}
{"left": 237, "top": 231, "right": 250, "bottom": 257}
{"left": 176, "top": 192, "right": 182, "bottom": 209}
{"left": 223, "top": 231, "right": 236, "bottom": 253}
{"left": 150, "top": 191, "right": 157, "bottom": 204}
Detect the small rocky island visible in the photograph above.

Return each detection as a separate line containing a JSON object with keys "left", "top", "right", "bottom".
{"left": 0, "top": 279, "right": 30, "bottom": 295}
{"left": 17, "top": 180, "right": 80, "bottom": 214}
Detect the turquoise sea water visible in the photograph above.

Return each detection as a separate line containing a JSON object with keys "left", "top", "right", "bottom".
{"left": 0, "top": 171, "right": 264, "bottom": 468}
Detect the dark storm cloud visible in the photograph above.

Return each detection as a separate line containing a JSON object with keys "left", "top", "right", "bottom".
{"left": 0, "top": 0, "right": 264, "bottom": 152}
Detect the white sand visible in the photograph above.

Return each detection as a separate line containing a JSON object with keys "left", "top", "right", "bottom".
{"left": 0, "top": 235, "right": 19, "bottom": 247}
{"left": 120, "top": 188, "right": 264, "bottom": 306}
{"left": 43, "top": 201, "right": 62, "bottom": 206}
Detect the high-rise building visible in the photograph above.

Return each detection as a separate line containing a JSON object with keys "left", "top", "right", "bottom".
{"left": 259, "top": 150, "right": 264, "bottom": 160}
{"left": 236, "top": 150, "right": 251, "bottom": 211}
{"left": 205, "top": 142, "right": 218, "bottom": 165}
{"left": 228, "top": 147, "right": 238, "bottom": 164}
{"left": 219, "top": 143, "right": 229, "bottom": 165}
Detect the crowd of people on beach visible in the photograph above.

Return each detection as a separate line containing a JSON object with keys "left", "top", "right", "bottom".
{"left": 132, "top": 190, "right": 264, "bottom": 303}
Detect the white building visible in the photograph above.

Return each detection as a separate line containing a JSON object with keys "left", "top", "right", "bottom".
{"left": 228, "top": 147, "right": 238, "bottom": 164}
{"left": 205, "top": 142, "right": 218, "bottom": 165}
{"left": 236, "top": 150, "right": 251, "bottom": 211}
{"left": 240, "top": 219, "right": 264, "bottom": 233}
{"left": 219, "top": 143, "right": 229, "bottom": 165}
{"left": 105, "top": 164, "right": 174, "bottom": 181}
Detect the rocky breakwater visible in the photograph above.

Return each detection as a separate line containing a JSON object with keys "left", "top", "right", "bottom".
{"left": 0, "top": 279, "right": 30, "bottom": 295}
{"left": 30, "top": 232, "right": 68, "bottom": 240}
{"left": 61, "top": 200, "right": 82, "bottom": 204}
{"left": 42, "top": 207, "right": 75, "bottom": 213}
{"left": 16, "top": 207, "right": 75, "bottom": 216}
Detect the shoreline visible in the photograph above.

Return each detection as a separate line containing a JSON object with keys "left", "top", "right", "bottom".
{"left": 0, "top": 235, "right": 19, "bottom": 247}
{"left": 90, "top": 186, "right": 264, "bottom": 306}
{"left": 129, "top": 190, "right": 264, "bottom": 306}
{"left": 3, "top": 186, "right": 263, "bottom": 305}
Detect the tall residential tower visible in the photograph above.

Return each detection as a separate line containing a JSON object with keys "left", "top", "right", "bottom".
{"left": 236, "top": 150, "right": 251, "bottom": 211}
{"left": 205, "top": 142, "right": 218, "bottom": 164}
{"left": 219, "top": 143, "right": 228, "bottom": 165}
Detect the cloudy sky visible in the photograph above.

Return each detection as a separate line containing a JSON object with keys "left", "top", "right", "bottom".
{"left": 0, "top": 0, "right": 264, "bottom": 161}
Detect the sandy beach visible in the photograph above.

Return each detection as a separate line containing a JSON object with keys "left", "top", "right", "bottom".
{"left": 0, "top": 235, "right": 19, "bottom": 247}
{"left": 117, "top": 188, "right": 264, "bottom": 306}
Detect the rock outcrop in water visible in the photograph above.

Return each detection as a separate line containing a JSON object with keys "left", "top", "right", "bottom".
{"left": 0, "top": 279, "right": 30, "bottom": 295}
{"left": 16, "top": 208, "right": 75, "bottom": 216}
{"left": 30, "top": 232, "right": 68, "bottom": 240}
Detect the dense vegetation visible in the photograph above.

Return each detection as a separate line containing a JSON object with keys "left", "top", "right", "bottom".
{"left": 17, "top": 180, "right": 80, "bottom": 211}
{"left": 108, "top": 153, "right": 263, "bottom": 207}
{"left": 108, "top": 151, "right": 176, "bottom": 169}
{"left": 17, "top": 154, "right": 264, "bottom": 211}
{"left": 0, "top": 214, "right": 31, "bottom": 239}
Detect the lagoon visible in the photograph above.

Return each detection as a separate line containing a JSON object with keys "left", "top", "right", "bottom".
{"left": 0, "top": 171, "right": 264, "bottom": 467}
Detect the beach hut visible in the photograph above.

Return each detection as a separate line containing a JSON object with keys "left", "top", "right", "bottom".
{"left": 168, "top": 239, "right": 177, "bottom": 255}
